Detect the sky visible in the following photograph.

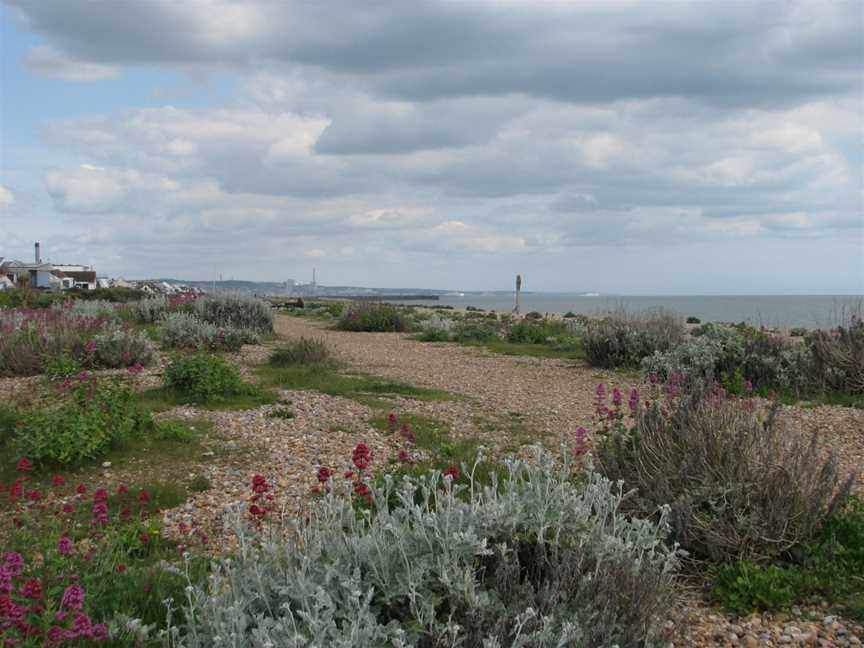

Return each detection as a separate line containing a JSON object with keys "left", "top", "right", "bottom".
{"left": 0, "top": 1, "right": 862, "bottom": 294}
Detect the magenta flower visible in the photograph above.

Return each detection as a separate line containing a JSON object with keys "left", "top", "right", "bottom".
{"left": 611, "top": 387, "right": 622, "bottom": 407}
{"left": 15, "top": 457, "right": 33, "bottom": 472}
{"left": 57, "top": 536, "right": 74, "bottom": 557}
{"left": 594, "top": 383, "right": 606, "bottom": 400}
{"left": 2, "top": 552, "right": 24, "bottom": 577}
{"left": 316, "top": 466, "right": 333, "bottom": 483}
{"left": 628, "top": 388, "right": 640, "bottom": 413}
{"left": 574, "top": 426, "right": 591, "bottom": 456}
{"left": 61, "top": 583, "right": 85, "bottom": 610}
{"left": 20, "top": 577, "right": 42, "bottom": 599}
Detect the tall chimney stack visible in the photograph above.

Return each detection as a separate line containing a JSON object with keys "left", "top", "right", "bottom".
{"left": 35, "top": 242, "right": 41, "bottom": 265}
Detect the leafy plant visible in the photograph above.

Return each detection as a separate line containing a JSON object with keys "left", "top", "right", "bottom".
{"left": 269, "top": 337, "right": 331, "bottom": 366}
{"left": 686, "top": 316, "right": 701, "bottom": 324}
{"left": 173, "top": 453, "right": 678, "bottom": 647}
{"left": 91, "top": 325, "right": 154, "bottom": 369}
{"left": 593, "top": 377, "right": 854, "bottom": 561}
{"left": 581, "top": 308, "right": 685, "bottom": 368}
{"left": 12, "top": 375, "right": 150, "bottom": 465}
{"left": 163, "top": 352, "right": 257, "bottom": 404}
{"left": 158, "top": 312, "right": 258, "bottom": 352}
{"left": 807, "top": 314, "right": 864, "bottom": 394}
{"left": 193, "top": 294, "right": 274, "bottom": 334}
{"left": 337, "top": 302, "right": 408, "bottom": 332}
{"left": 43, "top": 352, "right": 82, "bottom": 381}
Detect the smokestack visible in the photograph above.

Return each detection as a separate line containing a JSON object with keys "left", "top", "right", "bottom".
{"left": 35, "top": 242, "right": 40, "bottom": 265}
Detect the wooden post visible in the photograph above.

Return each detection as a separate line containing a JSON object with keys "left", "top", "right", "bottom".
{"left": 514, "top": 274, "right": 522, "bottom": 315}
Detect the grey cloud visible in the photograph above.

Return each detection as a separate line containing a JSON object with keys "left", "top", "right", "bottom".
{"left": 6, "top": 1, "right": 861, "bottom": 107}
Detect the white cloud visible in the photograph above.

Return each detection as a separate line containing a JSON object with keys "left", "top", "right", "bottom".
{"left": 0, "top": 185, "right": 15, "bottom": 208}
{"left": 25, "top": 45, "right": 119, "bottom": 82}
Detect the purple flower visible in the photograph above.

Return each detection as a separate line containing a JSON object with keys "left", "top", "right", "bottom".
{"left": 648, "top": 372, "right": 658, "bottom": 384}
{"left": 594, "top": 383, "right": 606, "bottom": 400}
{"left": 58, "top": 536, "right": 74, "bottom": 556}
{"left": 611, "top": 387, "right": 622, "bottom": 407}
{"left": 574, "top": 426, "right": 591, "bottom": 456}
{"left": 2, "top": 552, "right": 24, "bottom": 577}
{"left": 61, "top": 583, "right": 85, "bottom": 610}
{"left": 628, "top": 388, "right": 640, "bottom": 413}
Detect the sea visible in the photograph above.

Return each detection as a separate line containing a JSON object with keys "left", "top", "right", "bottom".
{"left": 387, "top": 294, "right": 863, "bottom": 329}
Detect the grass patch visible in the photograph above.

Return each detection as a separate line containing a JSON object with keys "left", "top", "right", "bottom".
{"left": 268, "top": 406, "right": 295, "bottom": 419}
{"left": 763, "top": 387, "right": 864, "bottom": 409}
{"left": 468, "top": 339, "right": 585, "bottom": 361}
{"left": 257, "top": 363, "right": 454, "bottom": 404}
{"left": 137, "top": 386, "right": 276, "bottom": 412}
{"left": 712, "top": 497, "right": 864, "bottom": 622}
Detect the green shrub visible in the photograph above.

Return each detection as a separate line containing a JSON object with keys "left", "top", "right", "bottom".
{"left": 582, "top": 309, "right": 685, "bottom": 368}
{"left": 13, "top": 375, "right": 150, "bottom": 465}
{"left": 0, "top": 404, "right": 18, "bottom": 450}
{"left": 790, "top": 327, "right": 808, "bottom": 337}
{"left": 159, "top": 312, "right": 258, "bottom": 352}
{"left": 174, "top": 453, "right": 678, "bottom": 647}
{"left": 268, "top": 407, "right": 295, "bottom": 420}
{"left": 506, "top": 318, "right": 571, "bottom": 345}
{"left": 415, "top": 328, "right": 451, "bottom": 342}
{"left": 269, "top": 337, "right": 331, "bottom": 366}
{"left": 712, "top": 498, "right": 864, "bottom": 619}
{"left": 134, "top": 296, "right": 169, "bottom": 323}
{"left": 43, "top": 352, "right": 82, "bottom": 380}
{"left": 337, "top": 302, "right": 408, "bottom": 332}
{"left": 91, "top": 325, "right": 154, "bottom": 368}
{"left": 193, "top": 294, "right": 274, "bottom": 334}
{"left": 153, "top": 419, "right": 195, "bottom": 442}
{"left": 594, "top": 378, "right": 854, "bottom": 561}
{"left": 807, "top": 315, "right": 864, "bottom": 394}
{"left": 642, "top": 323, "right": 811, "bottom": 391}
{"left": 163, "top": 352, "right": 255, "bottom": 404}
{"left": 524, "top": 311, "right": 544, "bottom": 320}
{"left": 686, "top": 316, "right": 701, "bottom": 324}
{"left": 452, "top": 318, "right": 500, "bottom": 342}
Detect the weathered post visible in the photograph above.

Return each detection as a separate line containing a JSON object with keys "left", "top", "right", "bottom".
{"left": 514, "top": 274, "right": 522, "bottom": 315}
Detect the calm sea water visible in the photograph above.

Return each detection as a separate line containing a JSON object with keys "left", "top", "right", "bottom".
{"left": 388, "top": 295, "right": 863, "bottom": 328}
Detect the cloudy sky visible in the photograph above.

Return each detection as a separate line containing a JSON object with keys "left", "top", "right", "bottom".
{"left": 1, "top": 1, "right": 862, "bottom": 293}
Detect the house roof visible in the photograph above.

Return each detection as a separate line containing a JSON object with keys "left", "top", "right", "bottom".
{"left": 65, "top": 271, "right": 97, "bottom": 282}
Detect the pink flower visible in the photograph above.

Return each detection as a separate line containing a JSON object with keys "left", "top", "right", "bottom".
{"left": 387, "top": 411, "right": 398, "bottom": 431}
{"left": 2, "top": 553, "right": 24, "bottom": 577}
{"left": 92, "top": 502, "right": 109, "bottom": 525}
{"left": 51, "top": 475, "right": 65, "bottom": 487}
{"left": 398, "top": 449, "right": 412, "bottom": 464}
{"left": 15, "top": 457, "right": 33, "bottom": 472}
{"left": 57, "top": 536, "right": 74, "bottom": 556}
{"left": 93, "top": 488, "right": 109, "bottom": 503}
{"left": 137, "top": 489, "right": 150, "bottom": 503}
{"left": 352, "top": 481, "right": 370, "bottom": 497}
{"left": 594, "top": 383, "right": 606, "bottom": 400}
{"left": 85, "top": 340, "right": 97, "bottom": 353}
{"left": 442, "top": 465, "right": 460, "bottom": 481}
{"left": 76, "top": 483, "right": 88, "bottom": 495}
{"left": 19, "top": 577, "right": 42, "bottom": 599}
{"left": 60, "top": 584, "right": 85, "bottom": 610}
{"left": 574, "top": 426, "right": 591, "bottom": 456}
{"left": 116, "top": 484, "right": 129, "bottom": 495}
{"left": 399, "top": 423, "right": 416, "bottom": 444}
{"left": 352, "top": 443, "right": 372, "bottom": 470}
{"left": 628, "top": 388, "right": 640, "bottom": 413}
{"left": 316, "top": 466, "right": 333, "bottom": 483}
{"left": 611, "top": 387, "right": 622, "bottom": 407}
{"left": 127, "top": 362, "right": 144, "bottom": 376}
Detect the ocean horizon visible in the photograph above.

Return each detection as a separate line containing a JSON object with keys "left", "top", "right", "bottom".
{"left": 387, "top": 294, "right": 864, "bottom": 328}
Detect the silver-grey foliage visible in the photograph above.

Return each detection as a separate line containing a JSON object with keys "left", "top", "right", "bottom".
{"left": 172, "top": 454, "right": 678, "bottom": 648}
{"left": 193, "top": 295, "right": 274, "bottom": 334}
{"left": 158, "top": 312, "right": 259, "bottom": 352}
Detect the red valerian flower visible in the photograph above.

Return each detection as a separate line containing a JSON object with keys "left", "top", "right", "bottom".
{"left": 62, "top": 503, "right": 75, "bottom": 514}
{"left": 352, "top": 481, "right": 370, "bottom": 497}
{"left": 137, "top": 490, "right": 151, "bottom": 503}
{"left": 398, "top": 449, "right": 412, "bottom": 464}
{"left": 387, "top": 411, "right": 398, "bottom": 432}
{"left": 116, "top": 484, "right": 129, "bottom": 495}
{"left": 57, "top": 536, "right": 74, "bottom": 556}
{"left": 316, "top": 466, "right": 333, "bottom": 483}
{"left": 51, "top": 475, "right": 65, "bottom": 487}
{"left": 93, "top": 489, "right": 109, "bottom": 503}
{"left": 20, "top": 577, "right": 43, "bottom": 599}
{"left": 116, "top": 564, "right": 126, "bottom": 573}
{"left": 60, "top": 584, "right": 85, "bottom": 610}
{"left": 15, "top": 457, "right": 33, "bottom": 472}
{"left": 9, "top": 478, "right": 26, "bottom": 499}
{"left": 138, "top": 532, "right": 151, "bottom": 545}
{"left": 76, "top": 483, "right": 88, "bottom": 495}
{"left": 352, "top": 443, "right": 372, "bottom": 470}
{"left": 442, "top": 465, "right": 460, "bottom": 481}
{"left": 251, "top": 474, "right": 270, "bottom": 494}
{"left": 399, "top": 423, "right": 416, "bottom": 444}
{"left": 574, "top": 426, "right": 591, "bottom": 456}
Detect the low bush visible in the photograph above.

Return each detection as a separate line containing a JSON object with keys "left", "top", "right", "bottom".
{"left": 133, "top": 295, "right": 169, "bottom": 323}
{"left": 415, "top": 327, "right": 451, "bottom": 342}
{"left": 790, "top": 327, "right": 808, "bottom": 337}
{"left": 452, "top": 317, "right": 500, "bottom": 342}
{"left": 581, "top": 309, "right": 685, "bottom": 368}
{"left": 712, "top": 498, "right": 864, "bottom": 619}
{"left": 593, "top": 377, "right": 854, "bottom": 561}
{"left": 91, "top": 325, "right": 154, "bottom": 369}
{"left": 506, "top": 318, "right": 571, "bottom": 345}
{"left": 193, "top": 294, "right": 273, "bottom": 334}
{"left": 686, "top": 316, "right": 701, "bottom": 324}
{"left": 269, "top": 337, "right": 331, "bottom": 366}
{"left": 163, "top": 352, "right": 256, "bottom": 404}
{"left": 43, "top": 352, "right": 82, "bottom": 380}
{"left": 158, "top": 312, "right": 258, "bottom": 352}
{"left": 642, "top": 323, "right": 811, "bottom": 391}
{"left": 12, "top": 374, "right": 150, "bottom": 465}
{"left": 2, "top": 474, "right": 206, "bottom": 644}
{"left": 174, "top": 453, "right": 678, "bottom": 647}
{"left": 337, "top": 302, "right": 408, "bottom": 332}
{"left": 807, "top": 315, "right": 864, "bottom": 394}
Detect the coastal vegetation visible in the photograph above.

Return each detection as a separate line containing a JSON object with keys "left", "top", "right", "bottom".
{"left": 1, "top": 292, "right": 862, "bottom": 645}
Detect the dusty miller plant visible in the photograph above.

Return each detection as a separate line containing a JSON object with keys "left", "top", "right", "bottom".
{"left": 170, "top": 452, "right": 679, "bottom": 647}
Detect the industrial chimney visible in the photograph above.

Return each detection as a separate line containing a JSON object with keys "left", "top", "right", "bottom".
{"left": 35, "top": 242, "right": 41, "bottom": 265}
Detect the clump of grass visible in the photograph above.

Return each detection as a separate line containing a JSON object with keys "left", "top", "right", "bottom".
{"left": 337, "top": 302, "right": 408, "bottom": 332}
{"left": 189, "top": 474, "right": 212, "bottom": 492}
{"left": 162, "top": 352, "right": 260, "bottom": 404}
{"left": 268, "top": 407, "right": 295, "bottom": 420}
{"left": 269, "top": 337, "right": 331, "bottom": 366}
